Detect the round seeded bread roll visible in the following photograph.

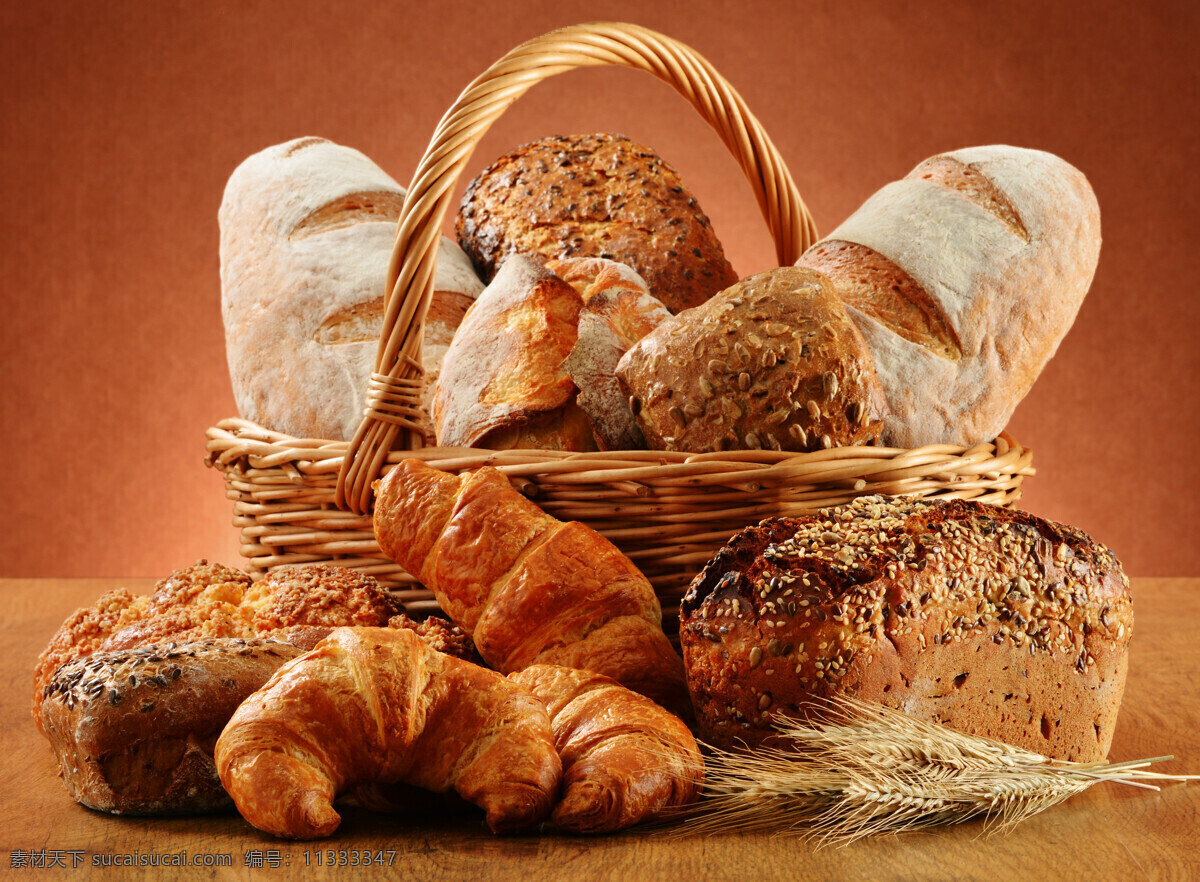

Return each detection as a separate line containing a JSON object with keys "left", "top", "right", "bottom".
{"left": 455, "top": 133, "right": 738, "bottom": 314}
{"left": 615, "top": 267, "right": 888, "bottom": 453}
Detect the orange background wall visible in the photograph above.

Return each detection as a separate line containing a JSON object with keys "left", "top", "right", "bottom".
{"left": 2, "top": 0, "right": 1197, "bottom": 578}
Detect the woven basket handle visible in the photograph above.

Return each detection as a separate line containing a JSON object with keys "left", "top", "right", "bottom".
{"left": 336, "top": 21, "right": 819, "bottom": 513}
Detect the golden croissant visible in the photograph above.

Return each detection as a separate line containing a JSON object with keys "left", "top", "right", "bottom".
{"left": 511, "top": 664, "right": 704, "bottom": 833}
{"left": 214, "top": 627, "right": 561, "bottom": 839}
{"left": 373, "top": 459, "right": 688, "bottom": 714}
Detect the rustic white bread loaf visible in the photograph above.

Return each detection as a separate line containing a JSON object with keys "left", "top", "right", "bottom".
{"left": 220, "top": 137, "right": 483, "bottom": 442}
{"left": 797, "top": 145, "right": 1100, "bottom": 448}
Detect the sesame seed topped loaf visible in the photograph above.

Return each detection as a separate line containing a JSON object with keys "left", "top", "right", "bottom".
{"left": 616, "top": 266, "right": 889, "bottom": 453}
{"left": 679, "top": 497, "right": 1132, "bottom": 761}
{"left": 40, "top": 639, "right": 303, "bottom": 814}
{"left": 455, "top": 133, "right": 738, "bottom": 314}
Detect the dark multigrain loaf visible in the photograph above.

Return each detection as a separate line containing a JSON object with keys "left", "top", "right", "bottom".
{"left": 679, "top": 497, "right": 1132, "bottom": 761}
{"left": 40, "top": 639, "right": 302, "bottom": 814}
{"left": 455, "top": 133, "right": 738, "bottom": 314}
{"left": 615, "top": 267, "right": 888, "bottom": 453}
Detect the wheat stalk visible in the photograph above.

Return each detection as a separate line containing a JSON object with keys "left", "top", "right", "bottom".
{"left": 672, "top": 696, "right": 1195, "bottom": 844}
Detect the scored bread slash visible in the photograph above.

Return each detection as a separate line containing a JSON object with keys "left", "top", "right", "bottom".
{"left": 796, "top": 145, "right": 1101, "bottom": 448}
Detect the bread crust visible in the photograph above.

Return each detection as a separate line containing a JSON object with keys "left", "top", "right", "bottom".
{"left": 616, "top": 267, "right": 888, "bottom": 453}
{"left": 220, "top": 136, "right": 483, "bottom": 442}
{"left": 552, "top": 257, "right": 670, "bottom": 450}
{"left": 797, "top": 145, "right": 1101, "bottom": 447}
{"left": 40, "top": 639, "right": 302, "bottom": 814}
{"left": 33, "top": 562, "right": 403, "bottom": 728}
{"left": 432, "top": 255, "right": 590, "bottom": 450}
{"left": 455, "top": 133, "right": 737, "bottom": 314}
{"left": 679, "top": 497, "right": 1131, "bottom": 761}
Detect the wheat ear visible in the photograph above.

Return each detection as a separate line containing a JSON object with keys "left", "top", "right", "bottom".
{"left": 672, "top": 696, "right": 1195, "bottom": 844}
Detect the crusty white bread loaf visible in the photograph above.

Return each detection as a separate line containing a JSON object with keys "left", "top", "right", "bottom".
{"left": 40, "top": 639, "right": 302, "bottom": 814}
{"left": 680, "top": 496, "right": 1131, "bottom": 762}
{"left": 220, "top": 136, "right": 483, "bottom": 442}
{"left": 797, "top": 145, "right": 1101, "bottom": 447}
{"left": 432, "top": 255, "right": 593, "bottom": 450}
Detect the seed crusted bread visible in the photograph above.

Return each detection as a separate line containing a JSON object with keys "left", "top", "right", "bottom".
{"left": 33, "top": 562, "right": 404, "bottom": 729}
{"left": 455, "top": 133, "right": 738, "bottom": 314}
{"left": 41, "top": 639, "right": 302, "bottom": 814}
{"left": 616, "top": 267, "right": 888, "bottom": 453}
{"left": 679, "top": 496, "right": 1131, "bottom": 762}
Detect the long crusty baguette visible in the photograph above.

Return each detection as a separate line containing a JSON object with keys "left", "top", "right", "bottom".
{"left": 215, "top": 627, "right": 561, "bottom": 839}
{"left": 511, "top": 665, "right": 703, "bottom": 833}
{"left": 372, "top": 460, "right": 689, "bottom": 715}
{"left": 797, "top": 145, "right": 1101, "bottom": 447}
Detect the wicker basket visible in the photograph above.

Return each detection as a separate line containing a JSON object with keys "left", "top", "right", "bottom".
{"left": 204, "top": 22, "right": 1034, "bottom": 620}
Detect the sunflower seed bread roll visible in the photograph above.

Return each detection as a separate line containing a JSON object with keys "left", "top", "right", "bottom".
{"left": 455, "top": 133, "right": 738, "bottom": 314}
{"left": 40, "top": 639, "right": 302, "bottom": 814}
{"left": 220, "top": 136, "right": 483, "bottom": 442}
{"left": 679, "top": 496, "right": 1131, "bottom": 762}
{"left": 615, "top": 267, "right": 888, "bottom": 453}
{"left": 796, "top": 145, "right": 1101, "bottom": 448}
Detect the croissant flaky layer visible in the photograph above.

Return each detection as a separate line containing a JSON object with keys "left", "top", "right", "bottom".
{"left": 214, "top": 627, "right": 561, "bottom": 839}
{"left": 373, "top": 460, "right": 688, "bottom": 713}
{"left": 512, "top": 665, "right": 704, "bottom": 833}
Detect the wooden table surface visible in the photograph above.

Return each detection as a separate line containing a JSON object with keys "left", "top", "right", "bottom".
{"left": 2, "top": 577, "right": 1196, "bottom": 881}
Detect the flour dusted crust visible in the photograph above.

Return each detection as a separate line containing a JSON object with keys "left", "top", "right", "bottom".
{"left": 798, "top": 145, "right": 1101, "bottom": 447}
{"left": 456, "top": 133, "right": 738, "bottom": 314}
{"left": 220, "top": 137, "right": 483, "bottom": 442}
{"left": 679, "top": 497, "right": 1131, "bottom": 762}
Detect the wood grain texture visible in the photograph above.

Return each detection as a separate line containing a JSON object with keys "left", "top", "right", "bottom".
{"left": 3, "top": 578, "right": 1196, "bottom": 881}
